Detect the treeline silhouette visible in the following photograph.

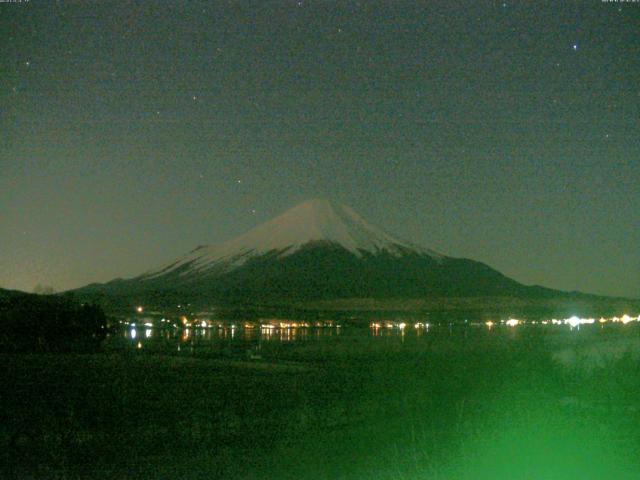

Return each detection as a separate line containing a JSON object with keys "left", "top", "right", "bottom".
{"left": 0, "top": 290, "right": 107, "bottom": 352}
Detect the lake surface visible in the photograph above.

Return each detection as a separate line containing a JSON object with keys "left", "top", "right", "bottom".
{"left": 107, "top": 316, "right": 640, "bottom": 363}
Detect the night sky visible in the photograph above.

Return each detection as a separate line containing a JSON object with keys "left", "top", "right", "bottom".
{"left": 1, "top": 1, "right": 638, "bottom": 298}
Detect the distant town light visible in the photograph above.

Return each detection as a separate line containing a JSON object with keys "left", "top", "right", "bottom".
{"left": 505, "top": 319, "right": 519, "bottom": 327}
{"left": 136, "top": 306, "right": 143, "bottom": 313}
{"left": 565, "top": 316, "right": 580, "bottom": 328}
{"left": 621, "top": 314, "right": 634, "bottom": 324}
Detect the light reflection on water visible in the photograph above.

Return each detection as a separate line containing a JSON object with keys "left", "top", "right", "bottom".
{"left": 118, "top": 324, "right": 350, "bottom": 352}
{"left": 113, "top": 318, "right": 639, "bottom": 354}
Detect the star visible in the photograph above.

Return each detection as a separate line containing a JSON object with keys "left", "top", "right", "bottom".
{"left": 572, "top": 44, "right": 578, "bottom": 51}
{"left": 236, "top": 179, "right": 242, "bottom": 184}
{"left": 25, "top": 61, "right": 31, "bottom": 67}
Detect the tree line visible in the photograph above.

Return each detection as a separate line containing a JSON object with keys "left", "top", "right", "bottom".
{"left": 0, "top": 290, "right": 107, "bottom": 352}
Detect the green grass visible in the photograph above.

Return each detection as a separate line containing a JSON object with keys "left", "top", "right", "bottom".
{"left": 2, "top": 326, "right": 640, "bottom": 479}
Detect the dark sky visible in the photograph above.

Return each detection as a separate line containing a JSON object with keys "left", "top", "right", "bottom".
{"left": 1, "top": 0, "right": 638, "bottom": 298}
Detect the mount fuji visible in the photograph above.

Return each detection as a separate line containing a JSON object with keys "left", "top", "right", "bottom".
{"left": 75, "top": 199, "right": 553, "bottom": 304}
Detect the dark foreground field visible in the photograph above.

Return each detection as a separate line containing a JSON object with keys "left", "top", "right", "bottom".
{"left": 2, "top": 327, "right": 640, "bottom": 479}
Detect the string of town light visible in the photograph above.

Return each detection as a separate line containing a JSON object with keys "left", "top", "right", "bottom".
{"left": 489, "top": 314, "right": 639, "bottom": 329}
{"left": 127, "top": 306, "right": 638, "bottom": 333}
{"left": 372, "top": 315, "right": 640, "bottom": 331}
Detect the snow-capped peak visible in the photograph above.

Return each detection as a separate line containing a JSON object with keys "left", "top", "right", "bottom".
{"left": 142, "top": 198, "right": 443, "bottom": 279}
{"left": 231, "top": 198, "right": 407, "bottom": 254}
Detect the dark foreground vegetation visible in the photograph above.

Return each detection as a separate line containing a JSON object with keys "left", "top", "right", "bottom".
{"left": 0, "top": 290, "right": 106, "bottom": 352}
{"left": 2, "top": 326, "right": 640, "bottom": 479}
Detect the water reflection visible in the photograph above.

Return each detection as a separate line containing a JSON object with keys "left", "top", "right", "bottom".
{"left": 118, "top": 322, "right": 349, "bottom": 352}
{"left": 114, "top": 313, "right": 640, "bottom": 354}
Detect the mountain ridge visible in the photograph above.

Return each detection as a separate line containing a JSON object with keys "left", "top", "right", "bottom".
{"left": 72, "top": 199, "right": 595, "bottom": 306}
{"left": 139, "top": 198, "right": 443, "bottom": 281}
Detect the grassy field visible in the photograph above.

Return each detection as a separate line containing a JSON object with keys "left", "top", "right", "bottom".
{"left": 2, "top": 326, "right": 640, "bottom": 479}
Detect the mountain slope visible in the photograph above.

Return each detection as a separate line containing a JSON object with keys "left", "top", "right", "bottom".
{"left": 74, "top": 198, "right": 557, "bottom": 303}
{"left": 141, "top": 198, "right": 443, "bottom": 281}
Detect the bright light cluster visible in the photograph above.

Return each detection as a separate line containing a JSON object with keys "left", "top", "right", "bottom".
{"left": 365, "top": 314, "right": 639, "bottom": 332}
{"left": 495, "top": 314, "right": 639, "bottom": 328}
{"left": 613, "top": 314, "right": 636, "bottom": 323}
{"left": 563, "top": 316, "right": 595, "bottom": 328}
{"left": 370, "top": 321, "right": 430, "bottom": 330}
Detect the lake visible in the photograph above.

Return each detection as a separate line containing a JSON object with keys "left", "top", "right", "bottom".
{"left": 3, "top": 314, "right": 640, "bottom": 479}
{"left": 109, "top": 315, "right": 640, "bottom": 367}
